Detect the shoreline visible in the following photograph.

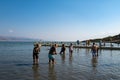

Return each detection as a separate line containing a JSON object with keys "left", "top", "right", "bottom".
{"left": 41, "top": 44, "right": 120, "bottom": 50}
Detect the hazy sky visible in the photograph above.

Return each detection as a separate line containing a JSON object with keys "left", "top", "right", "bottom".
{"left": 0, "top": 0, "right": 120, "bottom": 41}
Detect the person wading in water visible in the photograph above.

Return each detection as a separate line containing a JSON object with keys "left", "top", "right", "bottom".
{"left": 33, "top": 44, "right": 40, "bottom": 65}
{"left": 48, "top": 44, "right": 57, "bottom": 64}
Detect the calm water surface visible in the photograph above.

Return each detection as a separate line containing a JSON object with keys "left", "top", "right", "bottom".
{"left": 0, "top": 41, "right": 120, "bottom": 80}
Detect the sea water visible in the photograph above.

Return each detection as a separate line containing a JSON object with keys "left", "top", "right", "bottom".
{"left": 0, "top": 41, "right": 120, "bottom": 80}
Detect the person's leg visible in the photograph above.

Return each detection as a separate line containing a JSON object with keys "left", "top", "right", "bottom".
{"left": 71, "top": 50, "right": 73, "bottom": 54}
{"left": 52, "top": 58, "right": 55, "bottom": 64}
{"left": 36, "top": 59, "right": 39, "bottom": 64}
{"left": 49, "top": 59, "right": 51, "bottom": 63}
{"left": 96, "top": 49, "right": 99, "bottom": 56}
{"left": 63, "top": 51, "right": 65, "bottom": 54}
{"left": 69, "top": 51, "right": 72, "bottom": 57}
{"left": 35, "top": 54, "right": 39, "bottom": 64}
{"left": 92, "top": 50, "right": 96, "bottom": 57}
{"left": 33, "top": 55, "right": 36, "bottom": 64}
{"left": 70, "top": 50, "right": 73, "bottom": 57}
{"left": 48, "top": 54, "right": 52, "bottom": 64}
{"left": 92, "top": 52, "right": 94, "bottom": 57}
{"left": 51, "top": 54, "right": 56, "bottom": 64}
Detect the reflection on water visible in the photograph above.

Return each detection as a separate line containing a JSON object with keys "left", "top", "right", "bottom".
{"left": 69, "top": 52, "right": 73, "bottom": 64}
{"left": 91, "top": 57, "right": 98, "bottom": 67}
{"left": 75, "top": 48, "right": 80, "bottom": 53}
{"left": 48, "top": 64, "right": 56, "bottom": 80}
{"left": 91, "top": 57, "right": 98, "bottom": 74}
{"left": 32, "top": 64, "right": 40, "bottom": 80}
{"left": 110, "top": 50, "right": 113, "bottom": 57}
{"left": 60, "top": 54, "right": 66, "bottom": 64}
{"left": 86, "top": 48, "right": 90, "bottom": 54}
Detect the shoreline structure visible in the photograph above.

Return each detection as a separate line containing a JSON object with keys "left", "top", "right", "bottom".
{"left": 35, "top": 41, "right": 120, "bottom": 50}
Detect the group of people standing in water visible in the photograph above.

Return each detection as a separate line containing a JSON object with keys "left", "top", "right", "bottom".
{"left": 33, "top": 42, "right": 99, "bottom": 65}
{"left": 48, "top": 43, "right": 74, "bottom": 64}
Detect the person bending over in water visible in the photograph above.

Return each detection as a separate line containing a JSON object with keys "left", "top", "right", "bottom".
{"left": 59, "top": 44, "right": 66, "bottom": 55}
{"left": 33, "top": 44, "right": 40, "bottom": 65}
{"left": 48, "top": 44, "right": 57, "bottom": 64}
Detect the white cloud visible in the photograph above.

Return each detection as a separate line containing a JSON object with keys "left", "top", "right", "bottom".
{"left": 9, "top": 29, "right": 13, "bottom": 33}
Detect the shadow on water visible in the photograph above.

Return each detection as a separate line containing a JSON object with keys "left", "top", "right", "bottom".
{"left": 16, "top": 62, "right": 48, "bottom": 67}
{"left": 16, "top": 63, "right": 32, "bottom": 66}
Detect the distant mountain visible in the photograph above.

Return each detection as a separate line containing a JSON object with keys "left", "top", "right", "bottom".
{"left": 84, "top": 33, "right": 120, "bottom": 43}
{"left": 0, "top": 36, "right": 40, "bottom": 41}
{"left": 103, "top": 34, "right": 120, "bottom": 41}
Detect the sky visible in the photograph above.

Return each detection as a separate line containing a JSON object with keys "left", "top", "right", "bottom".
{"left": 0, "top": 0, "right": 120, "bottom": 41}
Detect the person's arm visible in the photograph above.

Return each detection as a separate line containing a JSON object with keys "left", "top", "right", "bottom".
{"left": 54, "top": 47, "right": 57, "bottom": 54}
{"left": 36, "top": 47, "right": 40, "bottom": 53}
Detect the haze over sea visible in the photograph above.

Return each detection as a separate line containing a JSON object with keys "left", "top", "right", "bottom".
{"left": 0, "top": 41, "right": 120, "bottom": 80}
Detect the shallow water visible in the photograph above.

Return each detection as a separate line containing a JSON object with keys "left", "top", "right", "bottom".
{"left": 0, "top": 41, "right": 120, "bottom": 80}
